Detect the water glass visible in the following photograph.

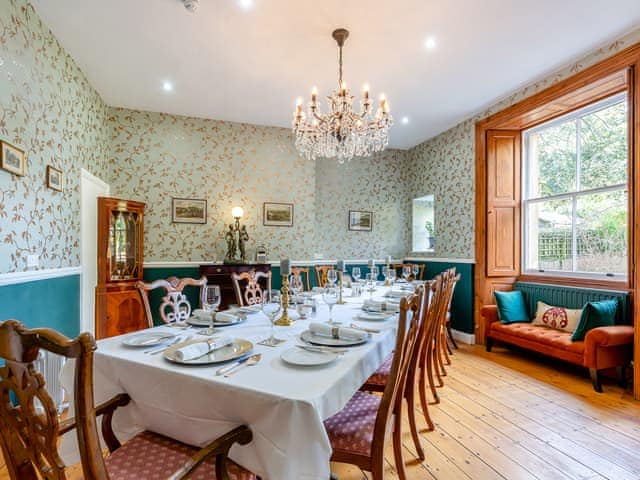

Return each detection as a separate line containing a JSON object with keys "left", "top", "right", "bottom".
{"left": 327, "top": 269, "right": 338, "bottom": 286}
{"left": 322, "top": 286, "right": 339, "bottom": 324}
{"left": 289, "top": 274, "right": 303, "bottom": 302}
{"left": 402, "top": 266, "right": 412, "bottom": 282}
{"left": 201, "top": 285, "right": 221, "bottom": 335}
{"left": 387, "top": 268, "right": 397, "bottom": 283}
{"left": 412, "top": 264, "right": 420, "bottom": 279}
{"left": 352, "top": 267, "right": 361, "bottom": 283}
{"left": 261, "top": 290, "right": 283, "bottom": 346}
{"left": 365, "top": 273, "right": 377, "bottom": 294}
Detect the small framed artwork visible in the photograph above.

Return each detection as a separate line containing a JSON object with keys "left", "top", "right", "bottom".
{"left": 172, "top": 198, "right": 207, "bottom": 224}
{"left": 263, "top": 202, "right": 294, "bottom": 227}
{"left": 349, "top": 210, "right": 373, "bottom": 231}
{"left": 46, "top": 165, "right": 64, "bottom": 192}
{"left": 1, "top": 141, "right": 26, "bottom": 176}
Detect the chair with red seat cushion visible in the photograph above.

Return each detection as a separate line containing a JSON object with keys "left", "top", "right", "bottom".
{"left": 0, "top": 319, "right": 255, "bottom": 480}
{"left": 324, "top": 289, "right": 423, "bottom": 480}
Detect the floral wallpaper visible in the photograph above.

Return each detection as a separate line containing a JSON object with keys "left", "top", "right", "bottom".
{"left": 408, "top": 26, "right": 640, "bottom": 260}
{"left": 315, "top": 150, "right": 412, "bottom": 259}
{"left": 0, "top": 0, "right": 110, "bottom": 273}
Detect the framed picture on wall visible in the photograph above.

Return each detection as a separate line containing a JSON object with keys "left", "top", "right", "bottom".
{"left": 1, "top": 141, "right": 26, "bottom": 176}
{"left": 46, "top": 165, "right": 64, "bottom": 192}
{"left": 172, "top": 198, "right": 207, "bottom": 224}
{"left": 349, "top": 210, "right": 373, "bottom": 231}
{"left": 263, "top": 202, "right": 294, "bottom": 227}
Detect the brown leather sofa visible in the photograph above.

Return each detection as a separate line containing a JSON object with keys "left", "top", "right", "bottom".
{"left": 481, "top": 305, "right": 633, "bottom": 392}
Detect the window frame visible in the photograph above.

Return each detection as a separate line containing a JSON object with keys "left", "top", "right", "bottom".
{"left": 521, "top": 92, "right": 629, "bottom": 281}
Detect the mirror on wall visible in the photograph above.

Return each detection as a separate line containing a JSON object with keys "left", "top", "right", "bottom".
{"left": 412, "top": 195, "right": 435, "bottom": 252}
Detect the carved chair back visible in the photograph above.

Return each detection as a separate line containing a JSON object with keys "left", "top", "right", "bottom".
{"left": 290, "top": 267, "right": 311, "bottom": 292}
{"left": 231, "top": 270, "right": 272, "bottom": 306}
{"left": 0, "top": 320, "right": 109, "bottom": 480}
{"left": 314, "top": 265, "right": 336, "bottom": 287}
{"left": 136, "top": 276, "right": 207, "bottom": 327}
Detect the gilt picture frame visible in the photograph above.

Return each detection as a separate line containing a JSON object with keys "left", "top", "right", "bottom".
{"left": 263, "top": 202, "right": 294, "bottom": 227}
{"left": 1, "top": 141, "right": 26, "bottom": 176}
{"left": 172, "top": 197, "right": 207, "bottom": 224}
{"left": 349, "top": 210, "right": 373, "bottom": 231}
{"left": 46, "top": 165, "right": 64, "bottom": 192}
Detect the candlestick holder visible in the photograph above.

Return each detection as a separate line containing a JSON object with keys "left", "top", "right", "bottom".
{"left": 384, "top": 262, "right": 392, "bottom": 286}
{"left": 274, "top": 275, "right": 293, "bottom": 326}
{"left": 337, "top": 271, "right": 346, "bottom": 304}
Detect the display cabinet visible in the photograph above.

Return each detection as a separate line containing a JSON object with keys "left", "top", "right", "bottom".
{"left": 95, "top": 197, "right": 146, "bottom": 339}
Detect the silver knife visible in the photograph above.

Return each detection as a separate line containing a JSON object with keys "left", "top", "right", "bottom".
{"left": 216, "top": 355, "right": 251, "bottom": 376}
{"left": 146, "top": 336, "right": 184, "bottom": 355}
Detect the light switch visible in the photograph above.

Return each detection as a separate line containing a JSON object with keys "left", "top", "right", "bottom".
{"left": 27, "top": 254, "right": 39, "bottom": 268}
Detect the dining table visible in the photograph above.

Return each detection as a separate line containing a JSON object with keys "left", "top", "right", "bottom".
{"left": 60, "top": 286, "right": 410, "bottom": 480}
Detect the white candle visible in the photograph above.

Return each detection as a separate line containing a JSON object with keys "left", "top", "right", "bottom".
{"left": 337, "top": 260, "right": 345, "bottom": 272}
{"left": 368, "top": 259, "right": 374, "bottom": 268}
{"left": 281, "top": 258, "right": 291, "bottom": 276}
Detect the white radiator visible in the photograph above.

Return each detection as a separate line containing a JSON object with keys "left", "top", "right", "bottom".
{"left": 33, "top": 350, "right": 68, "bottom": 414}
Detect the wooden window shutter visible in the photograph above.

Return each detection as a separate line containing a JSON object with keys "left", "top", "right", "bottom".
{"left": 486, "top": 130, "right": 521, "bottom": 277}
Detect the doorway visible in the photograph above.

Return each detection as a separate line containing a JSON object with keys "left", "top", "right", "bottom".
{"left": 80, "top": 168, "right": 109, "bottom": 334}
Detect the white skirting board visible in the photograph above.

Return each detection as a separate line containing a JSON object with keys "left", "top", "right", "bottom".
{"left": 451, "top": 329, "right": 475, "bottom": 345}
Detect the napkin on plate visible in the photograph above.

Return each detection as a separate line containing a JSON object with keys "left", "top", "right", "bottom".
{"left": 174, "top": 336, "right": 233, "bottom": 361}
{"left": 193, "top": 309, "right": 213, "bottom": 320}
{"left": 386, "top": 289, "right": 409, "bottom": 298}
{"left": 309, "top": 322, "right": 370, "bottom": 341}
{"left": 215, "top": 311, "right": 242, "bottom": 324}
{"left": 363, "top": 299, "right": 398, "bottom": 312}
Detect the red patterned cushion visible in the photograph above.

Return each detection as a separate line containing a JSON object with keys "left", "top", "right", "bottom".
{"left": 364, "top": 353, "right": 393, "bottom": 386}
{"left": 323, "top": 391, "right": 380, "bottom": 456}
{"left": 103, "top": 430, "right": 255, "bottom": 480}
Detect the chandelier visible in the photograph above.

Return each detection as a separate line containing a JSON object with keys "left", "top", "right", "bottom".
{"left": 292, "top": 28, "right": 393, "bottom": 163}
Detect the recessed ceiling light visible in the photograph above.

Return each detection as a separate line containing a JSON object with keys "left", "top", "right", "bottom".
{"left": 401, "top": 117, "right": 410, "bottom": 125}
{"left": 237, "top": 0, "right": 254, "bottom": 10}
{"left": 424, "top": 36, "right": 437, "bottom": 50}
{"left": 162, "top": 81, "right": 174, "bottom": 92}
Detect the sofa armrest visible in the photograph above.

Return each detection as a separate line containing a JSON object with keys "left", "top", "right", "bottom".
{"left": 584, "top": 325, "right": 634, "bottom": 369}
{"left": 480, "top": 305, "right": 499, "bottom": 325}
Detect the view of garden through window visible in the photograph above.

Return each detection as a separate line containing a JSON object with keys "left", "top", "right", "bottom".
{"left": 523, "top": 93, "right": 628, "bottom": 277}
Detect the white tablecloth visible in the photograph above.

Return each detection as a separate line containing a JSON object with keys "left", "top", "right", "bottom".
{"left": 60, "top": 288, "right": 399, "bottom": 479}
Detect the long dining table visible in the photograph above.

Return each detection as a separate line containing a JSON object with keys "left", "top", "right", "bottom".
{"left": 60, "top": 287, "right": 405, "bottom": 480}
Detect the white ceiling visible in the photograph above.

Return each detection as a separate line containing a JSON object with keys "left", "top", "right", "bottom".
{"left": 32, "top": 0, "right": 640, "bottom": 149}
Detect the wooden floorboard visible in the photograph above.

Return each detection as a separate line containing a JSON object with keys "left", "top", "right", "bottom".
{"left": 1, "top": 344, "right": 637, "bottom": 480}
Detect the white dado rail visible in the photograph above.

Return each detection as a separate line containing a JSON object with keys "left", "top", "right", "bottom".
{"left": 0, "top": 266, "right": 82, "bottom": 287}
{"left": 144, "top": 259, "right": 406, "bottom": 268}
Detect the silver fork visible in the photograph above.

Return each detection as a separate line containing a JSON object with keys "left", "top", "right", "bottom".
{"left": 146, "top": 335, "right": 184, "bottom": 355}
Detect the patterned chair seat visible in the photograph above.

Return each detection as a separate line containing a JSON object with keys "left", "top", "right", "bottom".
{"left": 323, "top": 391, "right": 380, "bottom": 457}
{"left": 103, "top": 430, "right": 255, "bottom": 480}
{"left": 364, "top": 353, "right": 393, "bottom": 386}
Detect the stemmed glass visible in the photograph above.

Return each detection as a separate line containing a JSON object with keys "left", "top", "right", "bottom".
{"left": 201, "top": 285, "right": 221, "bottom": 335}
{"left": 260, "top": 290, "right": 284, "bottom": 346}
{"left": 387, "top": 268, "right": 397, "bottom": 283}
{"left": 352, "top": 267, "right": 361, "bottom": 283}
{"left": 326, "top": 269, "right": 338, "bottom": 286}
{"left": 402, "top": 266, "right": 412, "bottom": 282}
{"left": 365, "top": 273, "right": 377, "bottom": 295}
{"left": 322, "top": 286, "right": 339, "bottom": 324}
{"left": 412, "top": 264, "right": 420, "bottom": 280}
{"left": 289, "top": 274, "right": 303, "bottom": 303}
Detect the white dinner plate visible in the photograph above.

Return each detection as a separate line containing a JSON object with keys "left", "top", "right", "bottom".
{"left": 237, "top": 305, "right": 262, "bottom": 314}
{"left": 300, "top": 330, "right": 367, "bottom": 347}
{"left": 163, "top": 338, "right": 253, "bottom": 365}
{"left": 281, "top": 348, "right": 339, "bottom": 367}
{"left": 357, "top": 312, "right": 394, "bottom": 321}
{"left": 122, "top": 331, "right": 177, "bottom": 347}
{"left": 186, "top": 315, "right": 244, "bottom": 327}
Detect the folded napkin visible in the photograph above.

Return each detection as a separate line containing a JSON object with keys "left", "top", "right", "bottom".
{"left": 193, "top": 309, "right": 213, "bottom": 320}
{"left": 215, "top": 311, "right": 241, "bottom": 324}
{"left": 363, "top": 299, "right": 398, "bottom": 312}
{"left": 386, "top": 289, "right": 410, "bottom": 298}
{"left": 309, "top": 322, "right": 370, "bottom": 342}
{"left": 174, "top": 337, "right": 233, "bottom": 361}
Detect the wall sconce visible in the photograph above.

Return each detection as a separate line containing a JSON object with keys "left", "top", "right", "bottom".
{"left": 224, "top": 206, "right": 249, "bottom": 264}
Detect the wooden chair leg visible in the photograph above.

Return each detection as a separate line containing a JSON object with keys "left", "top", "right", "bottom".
{"left": 392, "top": 408, "right": 408, "bottom": 480}
{"left": 446, "top": 322, "right": 458, "bottom": 350}
{"left": 440, "top": 328, "right": 451, "bottom": 367}
{"left": 433, "top": 343, "right": 444, "bottom": 388}
{"left": 426, "top": 346, "right": 440, "bottom": 403}
{"left": 405, "top": 389, "right": 425, "bottom": 460}
{"left": 589, "top": 368, "right": 603, "bottom": 393}
{"left": 418, "top": 365, "right": 435, "bottom": 431}
{"left": 617, "top": 366, "right": 627, "bottom": 388}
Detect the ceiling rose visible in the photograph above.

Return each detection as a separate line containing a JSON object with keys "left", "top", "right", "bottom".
{"left": 292, "top": 28, "right": 393, "bottom": 163}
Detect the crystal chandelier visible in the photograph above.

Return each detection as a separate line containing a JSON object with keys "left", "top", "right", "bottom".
{"left": 292, "top": 28, "right": 393, "bottom": 163}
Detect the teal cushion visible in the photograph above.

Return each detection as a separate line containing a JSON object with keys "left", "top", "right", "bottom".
{"left": 494, "top": 290, "right": 530, "bottom": 324}
{"left": 571, "top": 299, "right": 617, "bottom": 341}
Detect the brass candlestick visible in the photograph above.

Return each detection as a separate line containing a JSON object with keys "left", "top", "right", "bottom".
{"left": 274, "top": 275, "right": 293, "bottom": 326}
{"left": 337, "top": 271, "right": 346, "bottom": 304}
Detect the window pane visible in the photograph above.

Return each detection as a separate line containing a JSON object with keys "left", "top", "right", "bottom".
{"left": 525, "top": 198, "right": 573, "bottom": 272}
{"left": 579, "top": 100, "right": 627, "bottom": 190}
{"left": 576, "top": 190, "right": 627, "bottom": 275}
{"left": 527, "top": 121, "right": 576, "bottom": 198}
{"left": 412, "top": 195, "right": 434, "bottom": 252}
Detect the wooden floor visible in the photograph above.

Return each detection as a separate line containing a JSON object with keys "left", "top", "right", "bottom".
{"left": 2, "top": 344, "right": 638, "bottom": 480}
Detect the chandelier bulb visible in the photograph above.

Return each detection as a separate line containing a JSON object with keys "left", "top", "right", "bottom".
{"left": 363, "top": 84, "right": 370, "bottom": 99}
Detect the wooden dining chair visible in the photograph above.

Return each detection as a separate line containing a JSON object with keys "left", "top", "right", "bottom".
{"left": 314, "top": 265, "right": 336, "bottom": 287}
{"left": 0, "top": 319, "right": 255, "bottom": 480}
{"left": 136, "top": 276, "right": 207, "bottom": 327}
{"left": 433, "top": 269, "right": 458, "bottom": 384}
{"left": 391, "top": 263, "right": 425, "bottom": 281}
{"left": 323, "top": 291, "right": 423, "bottom": 480}
{"left": 231, "top": 270, "right": 272, "bottom": 306}
{"left": 445, "top": 272, "right": 462, "bottom": 352}
{"left": 290, "top": 267, "right": 311, "bottom": 291}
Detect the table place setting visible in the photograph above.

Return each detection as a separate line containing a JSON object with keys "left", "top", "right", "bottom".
{"left": 121, "top": 331, "right": 179, "bottom": 347}
{"left": 164, "top": 335, "right": 254, "bottom": 365}
{"left": 299, "top": 322, "right": 371, "bottom": 347}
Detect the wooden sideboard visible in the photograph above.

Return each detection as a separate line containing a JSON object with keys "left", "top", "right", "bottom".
{"left": 199, "top": 263, "right": 271, "bottom": 310}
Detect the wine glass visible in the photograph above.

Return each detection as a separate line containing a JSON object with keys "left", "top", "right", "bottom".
{"left": 365, "top": 273, "right": 376, "bottom": 295}
{"left": 387, "top": 268, "right": 397, "bottom": 283}
{"left": 201, "top": 285, "right": 221, "bottom": 335}
{"left": 327, "top": 269, "right": 338, "bottom": 286}
{"left": 289, "top": 274, "right": 303, "bottom": 302}
{"left": 323, "top": 286, "right": 339, "bottom": 324}
{"left": 412, "top": 264, "right": 420, "bottom": 280}
{"left": 352, "top": 267, "right": 361, "bottom": 283}
{"left": 260, "top": 289, "right": 283, "bottom": 346}
{"left": 402, "top": 266, "right": 411, "bottom": 282}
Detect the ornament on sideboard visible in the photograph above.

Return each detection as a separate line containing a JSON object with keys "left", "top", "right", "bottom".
{"left": 224, "top": 206, "right": 249, "bottom": 264}
{"left": 256, "top": 245, "right": 267, "bottom": 263}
